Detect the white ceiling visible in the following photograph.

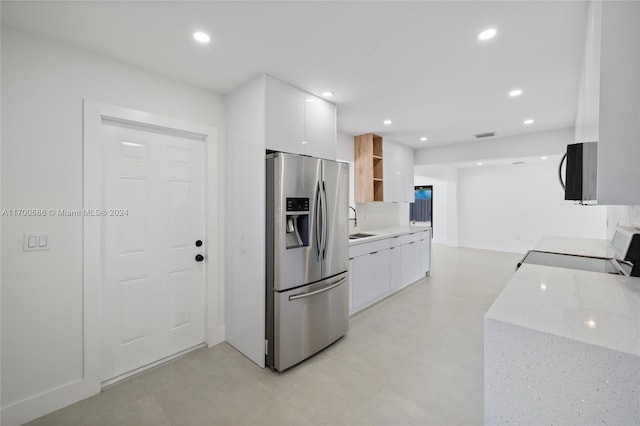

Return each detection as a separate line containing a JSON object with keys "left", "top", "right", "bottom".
{"left": 1, "top": 1, "right": 589, "bottom": 148}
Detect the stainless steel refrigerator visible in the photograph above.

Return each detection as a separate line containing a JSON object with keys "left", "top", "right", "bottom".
{"left": 266, "top": 152, "right": 349, "bottom": 371}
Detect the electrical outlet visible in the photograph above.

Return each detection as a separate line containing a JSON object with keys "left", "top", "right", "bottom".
{"left": 23, "top": 233, "right": 50, "bottom": 251}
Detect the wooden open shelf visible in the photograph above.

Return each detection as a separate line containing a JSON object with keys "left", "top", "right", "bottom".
{"left": 355, "top": 133, "right": 384, "bottom": 202}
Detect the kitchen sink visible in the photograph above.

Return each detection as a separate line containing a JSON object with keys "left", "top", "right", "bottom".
{"left": 349, "top": 233, "right": 377, "bottom": 240}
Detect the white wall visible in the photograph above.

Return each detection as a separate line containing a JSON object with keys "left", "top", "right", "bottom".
{"left": 1, "top": 27, "right": 225, "bottom": 424}
{"left": 414, "top": 171, "right": 459, "bottom": 246}
{"left": 458, "top": 159, "right": 607, "bottom": 253}
{"left": 415, "top": 127, "right": 573, "bottom": 166}
{"left": 414, "top": 164, "right": 460, "bottom": 246}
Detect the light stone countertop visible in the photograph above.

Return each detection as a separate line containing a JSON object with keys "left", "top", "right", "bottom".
{"left": 348, "top": 225, "right": 431, "bottom": 246}
{"left": 486, "top": 263, "right": 640, "bottom": 356}
{"left": 534, "top": 235, "right": 615, "bottom": 258}
{"left": 485, "top": 263, "right": 640, "bottom": 425}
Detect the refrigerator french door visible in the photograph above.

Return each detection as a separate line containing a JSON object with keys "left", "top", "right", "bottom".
{"left": 266, "top": 152, "right": 349, "bottom": 371}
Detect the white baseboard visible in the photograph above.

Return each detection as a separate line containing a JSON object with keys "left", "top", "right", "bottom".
{"left": 1, "top": 379, "right": 85, "bottom": 426}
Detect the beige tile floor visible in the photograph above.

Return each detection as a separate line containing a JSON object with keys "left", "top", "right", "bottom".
{"left": 28, "top": 244, "right": 522, "bottom": 426}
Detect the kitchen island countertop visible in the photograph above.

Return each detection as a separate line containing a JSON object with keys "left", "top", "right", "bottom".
{"left": 484, "top": 263, "right": 640, "bottom": 425}
{"left": 486, "top": 263, "right": 639, "bottom": 355}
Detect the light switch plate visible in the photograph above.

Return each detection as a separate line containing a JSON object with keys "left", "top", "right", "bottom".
{"left": 23, "top": 233, "right": 50, "bottom": 251}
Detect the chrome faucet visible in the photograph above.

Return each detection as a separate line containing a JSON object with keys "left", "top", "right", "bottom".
{"left": 348, "top": 206, "right": 358, "bottom": 227}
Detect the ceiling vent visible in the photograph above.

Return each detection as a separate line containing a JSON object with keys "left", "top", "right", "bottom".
{"left": 475, "top": 132, "right": 496, "bottom": 139}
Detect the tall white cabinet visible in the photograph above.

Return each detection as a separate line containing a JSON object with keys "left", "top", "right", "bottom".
{"left": 574, "top": 0, "right": 640, "bottom": 205}
{"left": 225, "top": 75, "right": 337, "bottom": 368}
{"left": 383, "top": 139, "right": 415, "bottom": 203}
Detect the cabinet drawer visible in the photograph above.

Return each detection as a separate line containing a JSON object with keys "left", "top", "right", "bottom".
{"left": 391, "top": 232, "right": 421, "bottom": 247}
{"left": 414, "top": 230, "right": 429, "bottom": 241}
{"left": 388, "top": 234, "right": 404, "bottom": 248}
{"left": 350, "top": 238, "right": 390, "bottom": 258}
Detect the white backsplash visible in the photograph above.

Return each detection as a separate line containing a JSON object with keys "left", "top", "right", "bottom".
{"left": 607, "top": 205, "right": 640, "bottom": 239}
{"left": 349, "top": 202, "right": 410, "bottom": 232}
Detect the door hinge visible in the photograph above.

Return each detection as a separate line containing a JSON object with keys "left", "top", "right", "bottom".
{"left": 265, "top": 339, "right": 268, "bottom": 355}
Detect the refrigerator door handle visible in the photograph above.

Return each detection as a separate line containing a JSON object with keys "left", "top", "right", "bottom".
{"left": 288, "top": 277, "right": 346, "bottom": 301}
{"left": 314, "top": 181, "right": 321, "bottom": 261}
{"left": 321, "top": 181, "right": 328, "bottom": 259}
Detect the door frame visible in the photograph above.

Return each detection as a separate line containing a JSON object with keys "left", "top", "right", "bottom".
{"left": 82, "top": 100, "right": 222, "bottom": 397}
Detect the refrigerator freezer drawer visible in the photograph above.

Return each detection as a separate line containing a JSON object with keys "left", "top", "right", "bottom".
{"left": 272, "top": 273, "right": 349, "bottom": 371}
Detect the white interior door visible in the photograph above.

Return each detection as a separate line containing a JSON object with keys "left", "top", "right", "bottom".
{"left": 99, "top": 119, "right": 206, "bottom": 382}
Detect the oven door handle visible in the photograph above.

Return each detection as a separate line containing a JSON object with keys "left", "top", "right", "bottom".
{"left": 289, "top": 277, "right": 346, "bottom": 301}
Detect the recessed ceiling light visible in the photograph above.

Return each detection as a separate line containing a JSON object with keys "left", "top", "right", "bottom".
{"left": 478, "top": 28, "right": 497, "bottom": 41}
{"left": 420, "top": 137, "right": 428, "bottom": 142}
{"left": 193, "top": 31, "right": 211, "bottom": 43}
{"left": 524, "top": 119, "right": 534, "bottom": 125}
{"left": 321, "top": 91, "right": 334, "bottom": 97}
{"left": 541, "top": 156, "right": 548, "bottom": 160}
{"left": 301, "top": 140, "right": 307, "bottom": 145}
{"left": 383, "top": 119, "right": 392, "bottom": 125}
{"left": 477, "top": 162, "right": 483, "bottom": 166}
{"left": 305, "top": 98, "right": 315, "bottom": 103}
{"left": 509, "top": 89, "right": 523, "bottom": 97}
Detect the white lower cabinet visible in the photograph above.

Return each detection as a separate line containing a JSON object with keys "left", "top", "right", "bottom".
{"left": 401, "top": 242, "right": 420, "bottom": 287}
{"left": 349, "top": 229, "right": 430, "bottom": 315}
{"left": 388, "top": 245, "right": 402, "bottom": 291}
{"left": 350, "top": 254, "right": 374, "bottom": 310}
{"left": 351, "top": 248, "right": 390, "bottom": 312}
{"left": 418, "top": 235, "right": 430, "bottom": 274}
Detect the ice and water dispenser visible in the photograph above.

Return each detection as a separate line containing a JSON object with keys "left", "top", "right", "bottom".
{"left": 285, "top": 197, "right": 309, "bottom": 249}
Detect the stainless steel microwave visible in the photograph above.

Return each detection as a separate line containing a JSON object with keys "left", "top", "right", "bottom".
{"left": 561, "top": 141, "right": 597, "bottom": 203}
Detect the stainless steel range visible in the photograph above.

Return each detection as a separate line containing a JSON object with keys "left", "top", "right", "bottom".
{"left": 265, "top": 152, "right": 349, "bottom": 371}
{"left": 517, "top": 226, "right": 640, "bottom": 277}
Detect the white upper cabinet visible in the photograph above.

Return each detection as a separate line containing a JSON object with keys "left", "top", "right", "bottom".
{"left": 383, "top": 139, "right": 415, "bottom": 202}
{"left": 304, "top": 95, "right": 337, "bottom": 160}
{"left": 383, "top": 139, "right": 403, "bottom": 201}
{"left": 402, "top": 145, "right": 415, "bottom": 202}
{"left": 265, "top": 79, "right": 305, "bottom": 154}
{"left": 575, "top": 1, "right": 640, "bottom": 205}
{"left": 265, "top": 76, "right": 337, "bottom": 160}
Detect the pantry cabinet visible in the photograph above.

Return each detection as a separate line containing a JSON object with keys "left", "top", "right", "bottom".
{"left": 265, "top": 76, "right": 337, "bottom": 160}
